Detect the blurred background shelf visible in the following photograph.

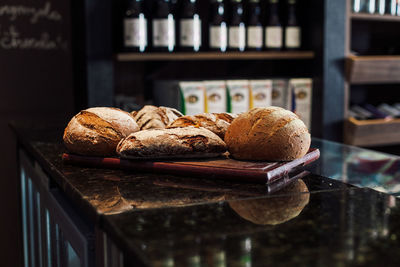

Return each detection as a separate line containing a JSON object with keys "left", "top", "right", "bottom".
{"left": 116, "top": 51, "right": 315, "bottom": 62}
{"left": 351, "top": 13, "right": 400, "bottom": 22}
{"left": 346, "top": 55, "right": 400, "bottom": 84}
{"left": 344, "top": 117, "right": 400, "bottom": 146}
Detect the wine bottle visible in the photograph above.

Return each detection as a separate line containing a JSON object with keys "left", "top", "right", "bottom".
{"left": 246, "top": 0, "right": 263, "bottom": 51}
{"left": 179, "top": 0, "right": 202, "bottom": 52}
{"left": 285, "top": 0, "right": 301, "bottom": 50}
{"left": 229, "top": 0, "right": 246, "bottom": 52}
{"left": 265, "top": 0, "right": 282, "bottom": 50}
{"left": 152, "top": 0, "right": 175, "bottom": 52}
{"left": 122, "top": 0, "right": 147, "bottom": 52}
{"left": 386, "top": 0, "right": 397, "bottom": 15}
{"left": 209, "top": 0, "right": 228, "bottom": 52}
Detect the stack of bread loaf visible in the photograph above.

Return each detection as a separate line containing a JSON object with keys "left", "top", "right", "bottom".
{"left": 63, "top": 105, "right": 311, "bottom": 161}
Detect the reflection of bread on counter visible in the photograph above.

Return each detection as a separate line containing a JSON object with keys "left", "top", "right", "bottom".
{"left": 224, "top": 107, "right": 311, "bottom": 161}
{"left": 228, "top": 179, "right": 309, "bottom": 225}
{"left": 132, "top": 105, "right": 183, "bottom": 130}
{"left": 117, "top": 126, "right": 227, "bottom": 159}
{"left": 63, "top": 107, "right": 139, "bottom": 156}
{"left": 167, "top": 113, "right": 237, "bottom": 139}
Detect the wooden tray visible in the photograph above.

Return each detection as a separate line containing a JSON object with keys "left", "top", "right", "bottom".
{"left": 62, "top": 148, "right": 319, "bottom": 184}
{"left": 344, "top": 117, "right": 400, "bottom": 146}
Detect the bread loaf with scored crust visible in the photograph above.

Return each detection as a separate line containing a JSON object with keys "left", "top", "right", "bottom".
{"left": 224, "top": 107, "right": 311, "bottom": 161}
{"left": 167, "top": 113, "right": 237, "bottom": 139}
{"left": 117, "top": 127, "right": 227, "bottom": 159}
{"left": 63, "top": 107, "right": 139, "bottom": 156}
{"left": 132, "top": 105, "right": 183, "bottom": 130}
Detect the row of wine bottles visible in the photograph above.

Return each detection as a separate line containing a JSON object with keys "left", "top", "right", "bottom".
{"left": 121, "top": 0, "right": 301, "bottom": 53}
{"left": 349, "top": 103, "right": 400, "bottom": 120}
{"left": 352, "top": 0, "right": 400, "bottom": 16}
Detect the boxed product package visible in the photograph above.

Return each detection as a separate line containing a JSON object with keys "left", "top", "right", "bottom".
{"left": 271, "top": 79, "right": 290, "bottom": 109}
{"left": 249, "top": 80, "right": 272, "bottom": 108}
{"left": 203, "top": 80, "right": 227, "bottom": 113}
{"left": 289, "top": 78, "right": 313, "bottom": 129}
{"left": 179, "top": 81, "right": 206, "bottom": 115}
{"left": 226, "top": 80, "right": 250, "bottom": 114}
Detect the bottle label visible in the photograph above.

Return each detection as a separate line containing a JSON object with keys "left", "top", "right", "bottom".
{"left": 285, "top": 26, "right": 301, "bottom": 48}
{"left": 180, "top": 16, "right": 202, "bottom": 49}
{"left": 247, "top": 26, "right": 263, "bottom": 48}
{"left": 265, "top": 26, "right": 282, "bottom": 48}
{"left": 209, "top": 23, "right": 227, "bottom": 51}
{"left": 124, "top": 16, "right": 147, "bottom": 49}
{"left": 152, "top": 16, "right": 175, "bottom": 48}
{"left": 229, "top": 24, "right": 245, "bottom": 50}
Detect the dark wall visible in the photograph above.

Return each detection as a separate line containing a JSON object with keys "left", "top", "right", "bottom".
{"left": 0, "top": 1, "right": 74, "bottom": 266}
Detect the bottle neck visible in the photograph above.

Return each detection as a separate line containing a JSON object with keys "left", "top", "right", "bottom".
{"left": 125, "top": 0, "right": 143, "bottom": 16}
{"left": 181, "top": 0, "right": 198, "bottom": 17}
{"left": 248, "top": 2, "right": 261, "bottom": 25}
{"left": 287, "top": 3, "right": 297, "bottom": 25}
{"left": 155, "top": 1, "right": 172, "bottom": 18}
{"left": 210, "top": 2, "right": 225, "bottom": 24}
{"left": 267, "top": 3, "right": 280, "bottom": 25}
{"left": 230, "top": 2, "right": 244, "bottom": 24}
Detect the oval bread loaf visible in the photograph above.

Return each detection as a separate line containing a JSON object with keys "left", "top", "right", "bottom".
{"left": 117, "top": 127, "right": 227, "bottom": 159}
{"left": 167, "top": 113, "right": 237, "bottom": 139}
{"left": 224, "top": 107, "right": 311, "bottom": 161}
{"left": 132, "top": 105, "right": 183, "bottom": 130}
{"left": 63, "top": 107, "right": 139, "bottom": 156}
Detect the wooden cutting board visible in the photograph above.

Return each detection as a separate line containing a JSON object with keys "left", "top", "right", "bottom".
{"left": 62, "top": 148, "right": 319, "bottom": 184}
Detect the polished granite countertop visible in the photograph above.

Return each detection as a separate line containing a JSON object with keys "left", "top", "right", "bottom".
{"left": 11, "top": 123, "right": 400, "bottom": 266}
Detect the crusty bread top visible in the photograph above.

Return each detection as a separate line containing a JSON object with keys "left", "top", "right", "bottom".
{"left": 212, "top": 113, "right": 238, "bottom": 123}
{"left": 133, "top": 105, "right": 183, "bottom": 130}
{"left": 224, "top": 107, "right": 310, "bottom": 161}
{"left": 117, "top": 126, "right": 227, "bottom": 159}
{"left": 85, "top": 107, "right": 139, "bottom": 136}
{"left": 167, "top": 113, "right": 235, "bottom": 139}
{"left": 63, "top": 107, "right": 139, "bottom": 156}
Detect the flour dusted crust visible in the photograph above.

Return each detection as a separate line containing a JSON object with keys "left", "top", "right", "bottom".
{"left": 167, "top": 113, "right": 237, "bottom": 139}
{"left": 63, "top": 107, "right": 139, "bottom": 156}
{"left": 133, "top": 105, "right": 183, "bottom": 130}
{"left": 224, "top": 107, "right": 311, "bottom": 161}
{"left": 117, "top": 127, "right": 227, "bottom": 159}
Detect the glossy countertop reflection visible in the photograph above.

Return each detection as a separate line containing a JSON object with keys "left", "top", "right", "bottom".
{"left": 309, "top": 138, "right": 400, "bottom": 195}
{"left": 11, "top": 123, "right": 400, "bottom": 266}
{"left": 104, "top": 182, "right": 400, "bottom": 267}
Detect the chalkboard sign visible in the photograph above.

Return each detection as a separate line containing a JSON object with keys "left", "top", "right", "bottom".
{"left": 0, "top": 0, "right": 74, "bottom": 113}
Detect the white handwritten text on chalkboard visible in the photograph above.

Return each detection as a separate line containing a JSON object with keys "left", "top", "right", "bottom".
{"left": 0, "top": 25, "right": 67, "bottom": 50}
{"left": 0, "top": 2, "right": 62, "bottom": 24}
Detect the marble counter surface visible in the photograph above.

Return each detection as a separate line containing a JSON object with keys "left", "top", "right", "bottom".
{"left": 11, "top": 123, "right": 400, "bottom": 266}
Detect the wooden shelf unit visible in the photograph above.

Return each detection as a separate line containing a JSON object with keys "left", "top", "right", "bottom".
{"left": 116, "top": 51, "right": 315, "bottom": 62}
{"left": 346, "top": 55, "right": 400, "bottom": 84}
{"left": 344, "top": 0, "right": 400, "bottom": 146}
{"left": 351, "top": 13, "right": 400, "bottom": 22}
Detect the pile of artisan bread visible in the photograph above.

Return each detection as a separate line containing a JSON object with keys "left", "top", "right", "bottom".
{"left": 63, "top": 105, "right": 311, "bottom": 161}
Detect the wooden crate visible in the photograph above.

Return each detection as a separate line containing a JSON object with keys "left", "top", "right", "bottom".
{"left": 344, "top": 117, "right": 400, "bottom": 146}
{"left": 346, "top": 55, "right": 400, "bottom": 84}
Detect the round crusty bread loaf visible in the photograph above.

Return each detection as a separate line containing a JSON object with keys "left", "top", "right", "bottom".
{"left": 228, "top": 179, "right": 309, "bottom": 225}
{"left": 117, "top": 126, "right": 227, "bottom": 159}
{"left": 224, "top": 107, "right": 311, "bottom": 161}
{"left": 132, "top": 105, "right": 183, "bottom": 130}
{"left": 63, "top": 107, "right": 139, "bottom": 156}
{"left": 167, "top": 113, "right": 236, "bottom": 139}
